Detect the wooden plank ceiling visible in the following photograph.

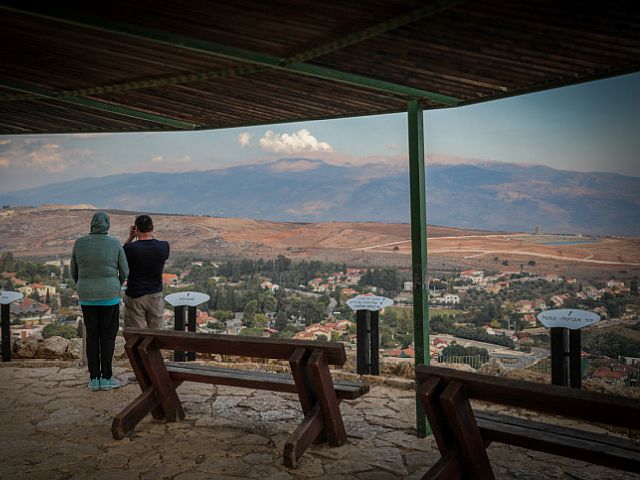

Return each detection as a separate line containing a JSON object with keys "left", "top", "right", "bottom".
{"left": 0, "top": 0, "right": 638, "bottom": 134}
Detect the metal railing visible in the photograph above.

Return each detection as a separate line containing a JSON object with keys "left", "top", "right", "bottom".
{"left": 434, "top": 354, "right": 639, "bottom": 391}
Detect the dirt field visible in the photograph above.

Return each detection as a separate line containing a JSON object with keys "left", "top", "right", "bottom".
{"left": 1, "top": 206, "right": 639, "bottom": 277}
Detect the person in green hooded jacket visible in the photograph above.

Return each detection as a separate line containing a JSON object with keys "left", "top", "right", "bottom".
{"left": 71, "top": 211, "right": 129, "bottom": 391}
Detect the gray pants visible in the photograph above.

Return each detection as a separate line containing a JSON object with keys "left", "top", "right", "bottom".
{"left": 124, "top": 292, "right": 164, "bottom": 329}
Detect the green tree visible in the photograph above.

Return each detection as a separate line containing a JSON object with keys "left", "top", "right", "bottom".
{"left": 440, "top": 344, "right": 489, "bottom": 368}
{"left": 243, "top": 300, "right": 257, "bottom": 327}
{"left": 59, "top": 289, "right": 75, "bottom": 307}
{"left": 212, "top": 310, "right": 234, "bottom": 321}
{"left": 333, "top": 286, "right": 342, "bottom": 307}
{"left": 0, "top": 252, "right": 15, "bottom": 271}
{"left": 259, "top": 292, "right": 277, "bottom": 312}
{"left": 275, "top": 310, "right": 288, "bottom": 332}
{"left": 42, "top": 323, "right": 77, "bottom": 339}
{"left": 254, "top": 313, "right": 270, "bottom": 328}
{"left": 239, "top": 327, "right": 264, "bottom": 337}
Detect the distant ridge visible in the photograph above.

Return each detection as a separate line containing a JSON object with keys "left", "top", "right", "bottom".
{"left": 1, "top": 158, "right": 638, "bottom": 236}
{"left": 40, "top": 204, "right": 96, "bottom": 211}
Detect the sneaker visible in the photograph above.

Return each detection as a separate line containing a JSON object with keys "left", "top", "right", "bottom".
{"left": 100, "top": 377, "right": 122, "bottom": 390}
{"left": 88, "top": 378, "right": 100, "bottom": 391}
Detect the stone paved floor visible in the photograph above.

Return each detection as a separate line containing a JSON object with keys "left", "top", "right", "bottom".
{"left": 1, "top": 361, "right": 638, "bottom": 480}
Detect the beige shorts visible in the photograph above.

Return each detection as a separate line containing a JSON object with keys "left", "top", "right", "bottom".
{"left": 124, "top": 292, "right": 164, "bottom": 330}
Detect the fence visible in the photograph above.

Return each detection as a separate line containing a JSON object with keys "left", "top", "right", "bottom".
{"left": 435, "top": 354, "right": 639, "bottom": 391}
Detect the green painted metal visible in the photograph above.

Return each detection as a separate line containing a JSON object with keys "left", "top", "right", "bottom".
{"left": 286, "top": 0, "right": 469, "bottom": 64}
{"left": 0, "top": 80, "right": 196, "bottom": 130}
{"left": 0, "top": 106, "right": 410, "bottom": 136}
{"left": 288, "top": 63, "right": 460, "bottom": 106}
{"left": 407, "top": 100, "right": 430, "bottom": 438}
{"left": 0, "top": 65, "right": 269, "bottom": 103}
{"left": 0, "top": 3, "right": 460, "bottom": 106}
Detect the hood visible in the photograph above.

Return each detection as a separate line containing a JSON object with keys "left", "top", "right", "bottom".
{"left": 90, "top": 211, "right": 110, "bottom": 234}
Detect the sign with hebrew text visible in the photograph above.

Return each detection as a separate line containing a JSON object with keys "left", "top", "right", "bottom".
{"left": 347, "top": 295, "right": 393, "bottom": 312}
{"left": 164, "top": 291, "right": 209, "bottom": 307}
{"left": 537, "top": 309, "right": 600, "bottom": 330}
{"left": 0, "top": 291, "right": 23, "bottom": 305}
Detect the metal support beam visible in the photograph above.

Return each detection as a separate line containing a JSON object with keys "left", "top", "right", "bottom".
{"left": 0, "top": 79, "right": 196, "bottom": 130}
{"left": 407, "top": 100, "right": 430, "bottom": 437}
{"left": 0, "top": 3, "right": 461, "bottom": 106}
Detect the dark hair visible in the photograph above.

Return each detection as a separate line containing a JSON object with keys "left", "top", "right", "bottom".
{"left": 135, "top": 215, "right": 154, "bottom": 233}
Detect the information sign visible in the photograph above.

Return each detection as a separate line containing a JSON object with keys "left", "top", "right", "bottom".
{"left": 0, "top": 291, "right": 23, "bottom": 305}
{"left": 346, "top": 295, "right": 393, "bottom": 312}
{"left": 537, "top": 309, "right": 600, "bottom": 330}
{"left": 164, "top": 291, "right": 210, "bottom": 307}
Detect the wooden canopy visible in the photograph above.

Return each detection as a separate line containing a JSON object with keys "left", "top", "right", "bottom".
{"left": 1, "top": 0, "right": 638, "bottom": 135}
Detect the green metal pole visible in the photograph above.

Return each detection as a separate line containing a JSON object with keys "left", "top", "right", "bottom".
{"left": 407, "top": 100, "right": 430, "bottom": 437}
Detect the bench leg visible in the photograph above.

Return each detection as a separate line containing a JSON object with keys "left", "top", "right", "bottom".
{"left": 420, "top": 376, "right": 455, "bottom": 454}
{"left": 290, "top": 348, "right": 314, "bottom": 412}
{"left": 286, "top": 348, "right": 347, "bottom": 467}
{"left": 421, "top": 447, "right": 465, "bottom": 480}
{"left": 290, "top": 348, "right": 326, "bottom": 444}
{"left": 440, "top": 380, "right": 495, "bottom": 480}
{"left": 125, "top": 334, "right": 165, "bottom": 420}
{"left": 139, "top": 336, "right": 184, "bottom": 422}
{"left": 307, "top": 349, "right": 346, "bottom": 447}
{"left": 283, "top": 404, "right": 324, "bottom": 468}
{"left": 112, "top": 379, "right": 184, "bottom": 440}
{"left": 112, "top": 386, "right": 158, "bottom": 439}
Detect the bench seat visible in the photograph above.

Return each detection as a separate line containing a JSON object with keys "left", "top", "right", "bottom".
{"left": 476, "top": 410, "right": 640, "bottom": 473}
{"left": 167, "top": 362, "right": 369, "bottom": 400}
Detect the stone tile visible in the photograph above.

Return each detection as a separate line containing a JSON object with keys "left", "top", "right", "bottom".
{"left": 1, "top": 362, "right": 638, "bottom": 480}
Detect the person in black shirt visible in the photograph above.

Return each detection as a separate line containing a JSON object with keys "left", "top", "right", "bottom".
{"left": 123, "top": 215, "right": 170, "bottom": 330}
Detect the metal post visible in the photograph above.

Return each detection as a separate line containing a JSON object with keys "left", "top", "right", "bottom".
{"left": 187, "top": 306, "right": 196, "bottom": 361}
{"left": 1, "top": 304, "right": 10, "bottom": 362}
{"left": 569, "top": 329, "right": 581, "bottom": 389}
{"left": 174, "top": 305, "right": 186, "bottom": 362}
{"left": 356, "top": 309, "right": 370, "bottom": 374}
{"left": 370, "top": 310, "right": 379, "bottom": 375}
{"left": 550, "top": 327, "right": 569, "bottom": 386}
{"left": 408, "top": 99, "right": 430, "bottom": 437}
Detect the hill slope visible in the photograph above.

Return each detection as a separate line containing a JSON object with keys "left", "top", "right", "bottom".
{"left": 1, "top": 158, "right": 638, "bottom": 235}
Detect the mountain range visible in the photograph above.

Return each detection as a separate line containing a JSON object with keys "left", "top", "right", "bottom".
{"left": 1, "top": 158, "right": 639, "bottom": 236}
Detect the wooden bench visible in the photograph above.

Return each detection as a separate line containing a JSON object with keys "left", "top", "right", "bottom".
{"left": 416, "top": 365, "right": 640, "bottom": 479}
{"left": 112, "top": 328, "right": 369, "bottom": 468}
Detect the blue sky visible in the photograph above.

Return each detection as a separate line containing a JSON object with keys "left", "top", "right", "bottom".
{"left": 0, "top": 72, "right": 638, "bottom": 193}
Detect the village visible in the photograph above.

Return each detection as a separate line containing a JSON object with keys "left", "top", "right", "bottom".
{"left": 2, "top": 250, "right": 639, "bottom": 388}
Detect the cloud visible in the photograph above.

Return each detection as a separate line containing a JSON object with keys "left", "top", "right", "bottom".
{"left": 151, "top": 155, "right": 164, "bottom": 163}
{"left": 29, "top": 143, "right": 64, "bottom": 172}
{"left": 237, "top": 132, "right": 252, "bottom": 148}
{"left": 0, "top": 141, "right": 94, "bottom": 173}
{"left": 259, "top": 129, "right": 333, "bottom": 154}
